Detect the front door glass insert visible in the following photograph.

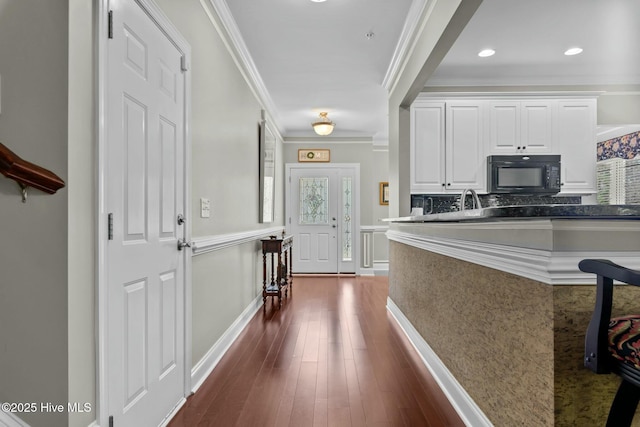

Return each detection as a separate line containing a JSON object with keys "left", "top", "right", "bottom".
{"left": 299, "top": 177, "right": 329, "bottom": 224}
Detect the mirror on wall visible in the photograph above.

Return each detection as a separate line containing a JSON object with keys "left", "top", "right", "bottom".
{"left": 259, "top": 119, "right": 276, "bottom": 223}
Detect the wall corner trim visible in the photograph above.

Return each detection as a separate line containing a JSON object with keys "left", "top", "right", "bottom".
{"left": 386, "top": 298, "right": 493, "bottom": 427}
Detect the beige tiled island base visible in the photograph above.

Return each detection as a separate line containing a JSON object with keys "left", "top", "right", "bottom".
{"left": 389, "top": 242, "right": 640, "bottom": 427}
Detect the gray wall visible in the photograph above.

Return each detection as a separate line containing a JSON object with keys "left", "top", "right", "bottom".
{"left": 598, "top": 93, "right": 640, "bottom": 124}
{"left": 154, "top": 0, "right": 285, "bottom": 367}
{"left": 0, "top": 1, "right": 69, "bottom": 426}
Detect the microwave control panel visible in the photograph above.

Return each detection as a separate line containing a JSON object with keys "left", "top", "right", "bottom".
{"left": 547, "top": 165, "right": 561, "bottom": 189}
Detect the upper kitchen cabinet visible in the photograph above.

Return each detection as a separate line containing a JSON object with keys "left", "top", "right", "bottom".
{"left": 556, "top": 99, "right": 597, "bottom": 194}
{"left": 410, "top": 100, "right": 485, "bottom": 193}
{"left": 445, "top": 101, "right": 485, "bottom": 191}
{"left": 487, "top": 100, "right": 554, "bottom": 154}
{"left": 410, "top": 101, "right": 445, "bottom": 193}
{"left": 410, "top": 95, "right": 597, "bottom": 195}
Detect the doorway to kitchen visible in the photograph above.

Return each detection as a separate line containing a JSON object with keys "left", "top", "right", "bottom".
{"left": 286, "top": 164, "right": 360, "bottom": 274}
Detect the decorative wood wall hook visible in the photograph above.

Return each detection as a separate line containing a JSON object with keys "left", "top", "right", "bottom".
{"left": 0, "top": 142, "right": 65, "bottom": 202}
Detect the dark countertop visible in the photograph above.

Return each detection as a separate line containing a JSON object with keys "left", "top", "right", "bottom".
{"left": 388, "top": 204, "right": 640, "bottom": 223}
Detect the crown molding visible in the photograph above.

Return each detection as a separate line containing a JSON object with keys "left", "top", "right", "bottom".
{"left": 283, "top": 137, "right": 373, "bottom": 144}
{"left": 382, "top": 0, "right": 431, "bottom": 93}
{"left": 203, "top": 0, "right": 284, "bottom": 138}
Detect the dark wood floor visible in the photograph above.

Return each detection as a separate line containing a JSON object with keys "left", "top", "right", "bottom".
{"left": 168, "top": 276, "right": 464, "bottom": 427}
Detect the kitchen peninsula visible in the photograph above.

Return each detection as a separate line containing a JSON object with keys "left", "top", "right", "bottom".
{"left": 386, "top": 205, "right": 640, "bottom": 426}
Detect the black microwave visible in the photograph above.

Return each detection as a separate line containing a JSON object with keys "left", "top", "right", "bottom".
{"left": 487, "top": 155, "right": 561, "bottom": 194}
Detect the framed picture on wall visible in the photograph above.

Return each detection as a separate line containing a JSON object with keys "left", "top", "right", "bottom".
{"left": 379, "top": 182, "right": 389, "bottom": 205}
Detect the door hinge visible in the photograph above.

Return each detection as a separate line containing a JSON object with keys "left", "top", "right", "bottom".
{"left": 109, "top": 415, "right": 114, "bottom": 427}
{"left": 108, "top": 213, "right": 114, "bottom": 240}
{"left": 108, "top": 10, "right": 114, "bottom": 39}
{"left": 180, "top": 55, "right": 188, "bottom": 72}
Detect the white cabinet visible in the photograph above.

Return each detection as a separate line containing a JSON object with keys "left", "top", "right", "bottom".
{"left": 410, "top": 101, "right": 485, "bottom": 193}
{"left": 556, "top": 99, "right": 597, "bottom": 194}
{"left": 410, "top": 102, "right": 445, "bottom": 193}
{"left": 521, "top": 101, "right": 554, "bottom": 153}
{"left": 410, "top": 95, "right": 597, "bottom": 195}
{"left": 445, "top": 101, "right": 485, "bottom": 191}
{"left": 487, "top": 100, "right": 554, "bottom": 154}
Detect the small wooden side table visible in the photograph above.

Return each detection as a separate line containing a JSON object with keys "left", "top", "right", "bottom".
{"left": 261, "top": 235, "right": 293, "bottom": 308}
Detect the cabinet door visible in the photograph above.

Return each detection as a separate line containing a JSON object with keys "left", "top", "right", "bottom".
{"left": 410, "top": 102, "right": 446, "bottom": 193}
{"left": 446, "top": 101, "right": 485, "bottom": 191}
{"left": 556, "top": 99, "right": 597, "bottom": 194}
{"left": 521, "top": 100, "right": 554, "bottom": 153}
{"left": 488, "top": 101, "right": 520, "bottom": 154}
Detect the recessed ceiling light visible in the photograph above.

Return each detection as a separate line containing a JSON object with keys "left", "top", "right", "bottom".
{"left": 310, "top": 0, "right": 327, "bottom": 2}
{"left": 478, "top": 49, "right": 495, "bottom": 57}
{"left": 478, "top": 49, "right": 495, "bottom": 58}
{"left": 564, "top": 47, "right": 583, "bottom": 56}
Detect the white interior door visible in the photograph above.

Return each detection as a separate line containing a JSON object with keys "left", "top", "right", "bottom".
{"left": 287, "top": 164, "right": 358, "bottom": 274}
{"left": 105, "top": 0, "right": 187, "bottom": 425}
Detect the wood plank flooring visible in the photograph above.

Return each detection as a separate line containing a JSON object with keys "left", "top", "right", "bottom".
{"left": 168, "top": 276, "right": 464, "bottom": 427}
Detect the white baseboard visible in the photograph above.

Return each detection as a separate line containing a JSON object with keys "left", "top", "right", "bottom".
{"left": 0, "top": 410, "right": 29, "bottom": 427}
{"left": 190, "top": 294, "right": 263, "bottom": 392}
{"left": 386, "top": 298, "right": 494, "bottom": 427}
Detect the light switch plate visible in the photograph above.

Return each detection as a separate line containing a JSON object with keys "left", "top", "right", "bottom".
{"left": 200, "top": 197, "right": 211, "bottom": 218}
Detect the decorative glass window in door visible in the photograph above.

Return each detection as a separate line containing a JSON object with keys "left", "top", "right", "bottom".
{"left": 299, "top": 177, "right": 329, "bottom": 224}
{"left": 342, "top": 177, "right": 352, "bottom": 261}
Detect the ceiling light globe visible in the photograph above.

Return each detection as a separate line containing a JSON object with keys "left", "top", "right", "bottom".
{"left": 312, "top": 112, "right": 335, "bottom": 136}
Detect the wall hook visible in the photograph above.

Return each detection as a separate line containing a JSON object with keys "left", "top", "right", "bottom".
{"left": 0, "top": 142, "right": 65, "bottom": 202}
{"left": 18, "top": 182, "right": 28, "bottom": 203}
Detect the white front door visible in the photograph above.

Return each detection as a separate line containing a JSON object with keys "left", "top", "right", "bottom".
{"left": 287, "top": 164, "right": 358, "bottom": 274}
{"left": 105, "top": 0, "right": 187, "bottom": 425}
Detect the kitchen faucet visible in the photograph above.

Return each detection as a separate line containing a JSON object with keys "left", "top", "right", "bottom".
{"left": 460, "top": 188, "right": 482, "bottom": 211}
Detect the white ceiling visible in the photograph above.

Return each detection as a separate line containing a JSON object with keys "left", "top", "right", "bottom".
{"left": 225, "top": 0, "right": 640, "bottom": 140}
{"left": 428, "top": 0, "right": 640, "bottom": 87}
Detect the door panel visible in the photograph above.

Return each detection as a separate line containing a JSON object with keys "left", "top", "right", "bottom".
{"left": 317, "top": 233, "right": 330, "bottom": 260}
{"left": 124, "top": 278, "right": 147, "bottom": 406}
{"left": 106, "top": 1, "right": 186, "bottom": 426}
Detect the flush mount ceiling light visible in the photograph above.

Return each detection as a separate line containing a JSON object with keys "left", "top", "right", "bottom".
{"left": 564, "top": 47, "right": 583, "bottom": 56}
{"left": 311, "top": 112, "right": 335, "bottom": 136}
{"left": 478, "top": 49, "right": 495, "bottom": 58}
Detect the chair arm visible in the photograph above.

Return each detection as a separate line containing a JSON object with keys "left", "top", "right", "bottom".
{"left": 579, "top": 259, "right": 640, "bottom": 374}
{"left": 579, "top": 259, "right": 640, "bottom": 286}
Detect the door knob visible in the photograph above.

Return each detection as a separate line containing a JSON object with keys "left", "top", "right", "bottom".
{"left": 177, "top": 214, "right": 186, "bottom": 225}
{"left": 177, "top": 238, "right": 192, "bottom": 251}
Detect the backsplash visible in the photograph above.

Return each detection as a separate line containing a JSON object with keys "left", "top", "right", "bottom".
{"left": 411, "top": 193, "right": 581, "bottom": 214}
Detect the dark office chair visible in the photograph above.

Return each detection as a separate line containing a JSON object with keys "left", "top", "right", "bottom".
{"left": 580, "top": 259, "right": 640, "bottom": 427}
